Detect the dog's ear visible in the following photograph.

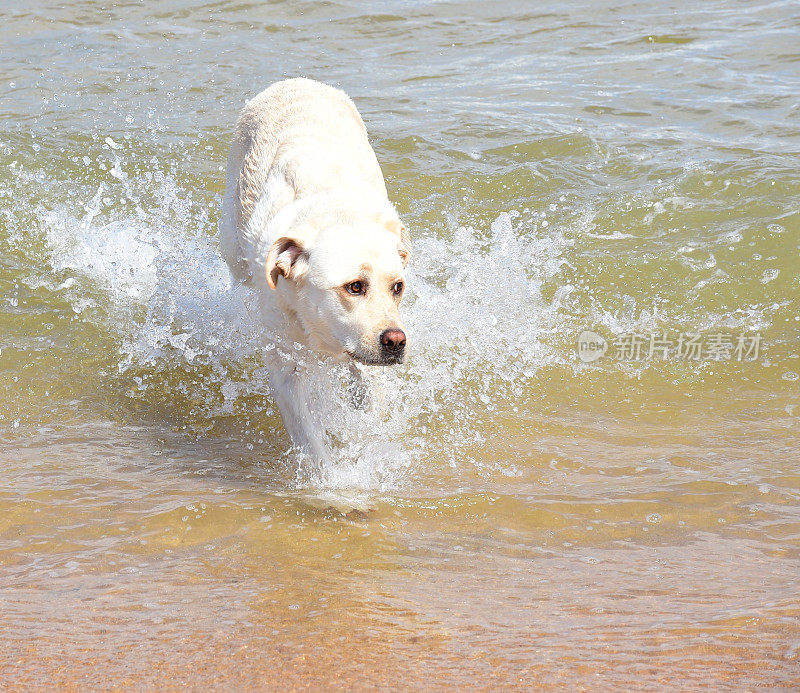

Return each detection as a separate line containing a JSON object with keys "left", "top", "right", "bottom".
{"left": 265, "top": 237, "right": 307, "bottom": 289}
{"left": 386, "top": 219, "right": 411, "bottom": 268}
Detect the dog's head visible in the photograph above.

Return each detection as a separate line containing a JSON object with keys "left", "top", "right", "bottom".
{"left": 266, "top": 217, "right": 410, "bottom": 365}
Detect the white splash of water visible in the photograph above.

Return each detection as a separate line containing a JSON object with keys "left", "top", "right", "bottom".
{"left": 41, "top": 171, "right": 566, "bottom": 499}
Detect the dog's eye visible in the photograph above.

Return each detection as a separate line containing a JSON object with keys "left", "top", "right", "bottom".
{"left": 392, "top": 281, "right": 404, "bottom": 296}
{"left": 345, "top": 281, "right": 365, "bottom": 295}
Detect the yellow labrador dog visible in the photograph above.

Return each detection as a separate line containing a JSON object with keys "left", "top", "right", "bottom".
{"left": 219, "top": 78, "right": 410, "bottom": 455}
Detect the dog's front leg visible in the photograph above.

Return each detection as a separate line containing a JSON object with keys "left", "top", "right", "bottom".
{"left": 267, "top": 363, "right": 330, "bottom": 461}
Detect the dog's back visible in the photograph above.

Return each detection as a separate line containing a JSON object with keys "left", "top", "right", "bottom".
{"left": 219, "top": 78, "right": 388, "bottom": 281}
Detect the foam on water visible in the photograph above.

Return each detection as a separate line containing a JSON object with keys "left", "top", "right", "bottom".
{"left": 38, "top": 156, "right": 567, "bottom": 499}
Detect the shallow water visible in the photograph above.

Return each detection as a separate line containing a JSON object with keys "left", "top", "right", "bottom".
{"left": 2, "top": 0, "right": 799, "bottom": 688}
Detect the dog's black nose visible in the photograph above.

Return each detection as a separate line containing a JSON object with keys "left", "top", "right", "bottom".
{"left": 380, "top": 328, "right": 406, "bottom": 354}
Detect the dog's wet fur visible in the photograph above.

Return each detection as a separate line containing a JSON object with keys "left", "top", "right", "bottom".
{"left": 219, "top": 78, "right": 410, "bottom": 455}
